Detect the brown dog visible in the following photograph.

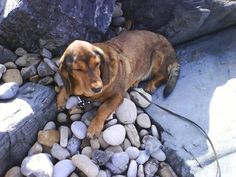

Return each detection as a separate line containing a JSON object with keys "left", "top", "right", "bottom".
{"left": 57, "top": 30, "right": 180, "bottom": 138}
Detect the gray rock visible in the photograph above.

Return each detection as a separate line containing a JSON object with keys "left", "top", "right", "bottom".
{"left": 106, "top": 152, "right": 129, "bottom": 174}
{"left": 53, "top": 159, "right": 76, "bottom": 177}
{"left": 57, "top": 112, "right": 67, "bottom": 123}
{"left": 81, "top": 146, "right": 93, "bottom": 158}
{"left": 137, "top": 113, "right": 151, "bottom": 128}
{"left": 66, "top": 135, "right": 81, "bottom": 156}
{"left": 0, "top": 83, "right": 56, "bottom": 176}
{"left": 0, "top": 82, "right": 19, "bottom": 99}
{"left": 0, "top": 64, "right": 6, "bottom": 78}
{"left": 44, "top": 121, "right": 56, "bottom": 130}
{"left": 130, "top": 88, "right": 152, "bottom": 108}
{"left": 0, "top": 45, "right": 17, "bottom": 64}
{"left": 59, "top": 126, "right": 70, "bottom": 148}
{"left": 15, "top": 47, "right": 27, "bottom": 56}
{"left": 15, "top": 54, "right": 41, "bottom": 67}
{"left": 92, "top": 149, "right": 110, "bottom": 166}
{"left": 123, "top": 0, "right": 236, "bottom": 45}
{"left": 54, "top": 72, "right": 64, "bottom": 87}
{"left": 38, "top": 76, "right": 54, "bottom": 85}
{"left": 44, "top": 58, "right": 58, "bottom": 72}
{"left": 0, "top": 0, "right": 116, "bottom": 54}
{"left": 125, "top": 146, "right": 140, "bottom": 160}
{"left": 21, "top": 153, "right": 53, "bottom": 177}
{"left": 125, "top": 124, "right": 141, "bottom": 148}
{"left": 112, "top": 2, "right": 123, "bottom": 18}
{"left": 21, "top": 65, "right": 37, "bottom": 80}
{"left": 41, "top": 48, "right": 52, "bottom": 59}
{"left": 127, "top": 160, "right": 138, "bottom": 177}
{"left": 90, "top": 138, "right": 100, "bottom": 150}
{"left": 28, "top": 142, "right": 43, "bottom": 156}
{"left": 142, "top": 135, "right": 162, "bottom": 154}
{"left": 2, "top": 69, "right": 23, "bottom": 85}
{"left": 146, "top": 26, "right": 236, "bottom": 176}
{"left": 136, "top": 150, "right": 150, "bottom": 165}
{"left": 4, "top": 62, "right": 17, "bottom": 69}
{"left": 103, "top": 124, "right": 126, "bottom": 146}
{"left": 51, "top": 143, "right": 70, "bottom": 160}
{"left": 37, "top": 62, "right": 55, "bottom": 77}
{"left": 106, "top": 146, "right": 123, "bottom": 153}
{"left": 138, "top": 165, "right": 145, "bottom": 177}
{"left": 144, "top": 159, "right": 159, "bottom": 177}
{"left": 81, "top": 109, "right": 97, "bottom": 126}
{"left": 112, "top": 17, "right": 126, "bottom": 26}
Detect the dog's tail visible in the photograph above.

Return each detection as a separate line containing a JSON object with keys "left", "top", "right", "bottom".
{"left": 163, "top": 61, "right": 180, "bottom": 97}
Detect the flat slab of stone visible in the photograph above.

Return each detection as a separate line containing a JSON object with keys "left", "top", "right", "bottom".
{"left": 146, "top": 26, "right": 236, "bottom": 177}
{"left": 0, "top": 83, "right": 56, "bottom": 176}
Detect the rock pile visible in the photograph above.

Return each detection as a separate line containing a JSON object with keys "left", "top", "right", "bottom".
{"left": 1, "top": 46, "right": 177, "bottom": 177}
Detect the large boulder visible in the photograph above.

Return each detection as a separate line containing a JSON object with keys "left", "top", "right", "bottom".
{"left": 0, "top": 82, "right": 56, "bottom": 176}
{"left": 146, "top": 26, "right": 236, "bottom": 176}
{"left": 123, "top": 0, "right": 236, "bottom": 44}
{"left": 0, "top": 0, "right": 115, "bottom": 54}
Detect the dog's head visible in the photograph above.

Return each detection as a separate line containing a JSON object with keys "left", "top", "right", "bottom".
{"left": 59, "top": 40, "right": 110, "bottom": 97}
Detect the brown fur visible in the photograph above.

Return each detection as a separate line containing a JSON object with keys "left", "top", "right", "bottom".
{"left": 57, "top": 30, "right": 180, "bottom": 138}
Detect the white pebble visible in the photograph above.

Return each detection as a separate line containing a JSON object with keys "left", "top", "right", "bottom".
{"left": 125, "top": 146, "right": 140, "bottom": 160}
{"left": 90, "top": 138, "right": 100, "bottom": 150}
{"left": 139, "top": 129, "right": 149, "bottom": 138}
{"left": 138, "top": 165, "right": 145, "bottom": 177}
{"left": 81, "top": 146, "right": 93, "bottom": 158}
{"left": 59, "top": 126, "right": 70, "bottom": 147}
{"left": 71, "top": 121, "right": 87, "bottom": 139}
{"left": 99, "top": 133, "right": 109, "bottom": 149}
{"left": 97, "top": 170, "right": 107, "bottom": 177}
{"left": 127, "top": 160, "right": 138, "bottom": 177}
{"left": 130, "top": 88, "right": 152, "bottom": 108}
{"left": 66, "top": 96, "right": 80, "bottom": 109}
{"left": 70, "top": 114, "right": 81, "bottom": 121}
{"left": 136, "top": 150, "right": 150, "bottom": 165}
{"left": 151, "top": 149, "right": 166, "bottom": 161}
{"left": 151, "top": 125, "right": 159, "bottom": 139}
{"left": 28, "top": 142, "right": 43, "bottom": 156}
{"left": 116, "top": 98, "right": 137, "bottom": 124}
{"left": 122, "top": 138, "right": 131, "bottom": 150}
{"left": 125, "top": 124, "right": 140, "bottom": 148}
{"left": 105, "top": 119, "right": 118, "bottom": 128}
{"left": 72, "top": 154, "right": 99, "bottom": 177}
{"left": 137, "top": 113, "right": 151, "bottom": 128}
{"left": 51, "top": 143, "right": 70, "bottom": 160}
{"left": 103, "top": 124, "right": 126, "bottom": 146}
{"left": 53, "top": 159, "right": 76, "bottom": 177}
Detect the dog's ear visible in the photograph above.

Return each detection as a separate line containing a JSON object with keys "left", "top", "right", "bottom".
{"left": 59, "top": 54, "right": 73, "bottom": 94}
{"left": 94, "top": 47, "right": 111, "bottom": 85}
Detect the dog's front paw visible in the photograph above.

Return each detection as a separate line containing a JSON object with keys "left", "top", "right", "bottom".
{"left": 87, "top": 119, "right": 104, "bottom": 138}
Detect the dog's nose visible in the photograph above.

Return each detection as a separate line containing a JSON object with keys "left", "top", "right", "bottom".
{"left": 91, "top": 86, "right": 102, "bottom": 93}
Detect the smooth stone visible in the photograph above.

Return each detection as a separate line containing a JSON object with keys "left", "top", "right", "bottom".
{"left": 105, "top": 119, "right": 118, "bottom": 128}
{"left": 54, "top": 72, "right": 63, "bottom": 87}
{"left": 70, "top": 172, "right": 79, "bottom": 177}
{"left": 15, "top": 47, "right": 27, "bottom": 56}
{"left": 28, "top": 142, "right": 43, "bottom": 156}
{"left": 59, "top": 126, "right": 70, "bottom": 147}
{"left": 72, "top": 154, "right": 99, "bottom": 177}
{"left": 81, "top": 146, "right": 93, "bottom": 158}
{"left": 122, "top": 138, "right": 131, "bottom": 150}
{"left": 99, "top": 133, "right": 109, "bottom": 149}
{"left": 38, "top": 76, "right": 54, "bottom": 85}
{"left": 116, "top": 98, "right": 137, "bottom": 124}
{"left": 103, "top": 124, "right": 126, "bottom": 146}
{"left": 43, "top": 121, "right": 56, "bottom": 130}
{"left": 2, "top": 69, "right": 23, "bottom": 85}
{"left": 144, "top": 159, "right": 159, "bottom": 177}
{"left": 112, "top": 16, "right": 126, "bottom": 26}
{"left": 51, "top": 143, "right": 70, "bottom": 160}
{"left": 142, "top": 135, "right": 162, "bottom": 154}
{"left": 97, "top": 170, "right": 107, "bottom": 177}
{"left": 81, "top": 109, "right": 96, "bottom": 126}
{"left": 21, "top": 153, "right": 53, "bottom": 177}
{"left": 90, "top": 138, "right": 100, "bottom": 150}
{"left": 139, "top": 129, "right": 149, "bottom": 139}
{"left": 138, "top": 165, "right": 145, "bottom": 177}
{"left": 69, "top": 107, "right": 83, "bottom": 114}
{"left": 125, "top": 146, "right": 140, "bottom": 160}
{"left": 71, "top": 121, "right": 87, "bottom": 139}
{"left": 4, "top": 166, "right": 23, "bottom": 177}
{"left": 137, "top": 113, "right": 151, "bottom": 128}
{"left": 112, "top": 2, "right": 123, "bottom": 18}
{"left": 158, "top": 162, "right": 178, "bottom": 177}
{"left": 44, "top": 58, "right": 58, "bottom": 72}
{"left": 21, "top": 65, "right": 37, "bottom": 79}
{"left": 151, "top": 125, "right": 160, "bottom": 139}
{"left": 127, "top": 160, "right": 138, "bottom": 177}
{"left": 15, "top": 54, "right": 40, "bottom": 67}
{"left": 136, "top": 150, "right": 150, "bottom": 165}
{"left": 106, "top": 145, "right": 123, "bottom": 153}
{"left": 4, "top": 62, "right": 17, "bottom": 69}
{"left": 41, "top": 48, "right": 52, "bottom": 59}
{"left": 70, "top": 114, "right": 81, "bottom": 121}
{"left": 57, "top": 112, "right": 67, "bottom": 123}
{"left": 92, "top": 149, "right": 110, "bottom": 166}
{"left": 66, "top": 96, "right": 80, "bottom": 109}
{"left": 0, "top": 82, "right": 19, "bottom": 99}
{"left": 151, "top": 149, "right": 166, "bottom": 161}
{"left": 38, "top": 130, "right": 60, "bottom": 147}
{"left": 125, "top": 124, "right": 141, "bottom": 148}
{"left": 0, "top": 64, "right": 6, "bottom": 78}
{"left": 53, "top": 159, "right": 76, "bottom": 177}
{"left": 130, "top": 88, "right": 152, "bottom": 108}
{"left": 66, "top": 136, "right": 81, "bottom": 156}
{"left": 37, "top": 62, "right": 55, "bottom": 77}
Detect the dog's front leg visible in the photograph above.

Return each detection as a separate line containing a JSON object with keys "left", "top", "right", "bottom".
{"left": 57, "top": 87, "right": 69, "bottom": 111}
{"left": 87, "top": 94, "right": 123, "bottom": 138}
